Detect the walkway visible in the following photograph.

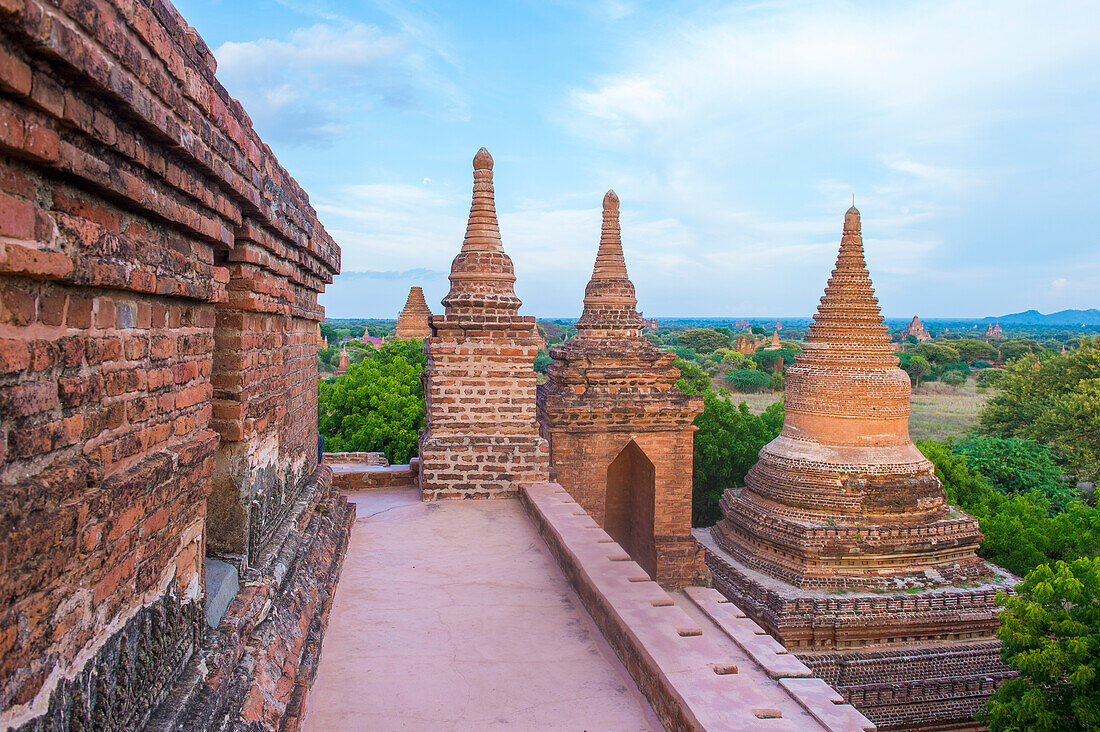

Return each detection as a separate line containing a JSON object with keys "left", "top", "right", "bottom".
{"left": 303, "top": 488, "right": 661, "bottom": 731}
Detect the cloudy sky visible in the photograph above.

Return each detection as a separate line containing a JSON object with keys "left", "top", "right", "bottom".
{"left": 177, "top": 0, "right": 1100, "bottom": 319}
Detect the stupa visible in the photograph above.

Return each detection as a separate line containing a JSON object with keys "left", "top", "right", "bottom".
{"left": 335, "top": 346, "right": 349, "bottom": 375}
{"left": 537, "top": 191, "right": 704, "bottom": 586}
{"left": 700, "top": 207, "right": 1015, "bottom": 729}
{"left": 394, "top": 286, "right": 434, "bottom": 339}
{"left": 418, "top": 149, "right": 549, "bottom": 499}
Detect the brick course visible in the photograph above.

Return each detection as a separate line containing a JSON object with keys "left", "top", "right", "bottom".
{"left": 0, "top": 1, "right": 345, "bottom": 729}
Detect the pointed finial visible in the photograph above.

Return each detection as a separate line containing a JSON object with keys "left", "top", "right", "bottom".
{"left": 603, "top": 189, "right": 619, "bottom": 212}
{"left": 473, "top": 147, "right": 493, "bottom": 171}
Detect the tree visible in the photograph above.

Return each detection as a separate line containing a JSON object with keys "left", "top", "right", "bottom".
{"left": 318, "top": 339, "right": 426, "bottom": 464}
{"left": 692, "top": 391, "right": 783, "bottom": 526}
{"left": 952, "top": 338, "right": 999, "bottom": 363}
{"left": 980, "top": 338, "right": 1100, "bottom": 481}
{"left": 983, "top": 557, "right": 1100, "bottom": 732}
{"left": 976, "top": 368, "right": 1006, "bottom": 388}
{"left": 954, "top": 436, "right": 1064, "bottom": 499}
{"left": 677, "top": 328, "right": 730, "bottom": 353}
{"left": 721, "top": 351, "right": 753, "bottom": 369}
{"left": 940, "top": 370, "right": 966, "bottom": 386}
{"left": 752, "top": 347, "right": 799, "bottom": 372}
{"left": 906, "top": 334, "right": 919, "bottom": 345}
{"left": 725, "top": 368, "right": 773, "bottom": 393}
{"left": 534, "top": 350, "right": 552, "bottom": 373}
{"left": 998, "top": 339, "right": 1036, "bottom": 362}
{"left": 673, "top": 357, "right": 710, "bottom": 395}
{"left": 903, "top": 354, "right": 931, "bottom": 386}
{"left": 670, "top": 346, "right": 699, "bottom": 361}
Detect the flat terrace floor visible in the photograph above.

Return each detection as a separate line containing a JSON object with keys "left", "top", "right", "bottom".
{"left": 304, "top": 488, "right": 662, "bottom": 731}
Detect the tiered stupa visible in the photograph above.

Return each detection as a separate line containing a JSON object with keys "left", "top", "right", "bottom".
{"left": 394, "top": 286, "right": 433, "bottom": 339}
{"left": 418, "top": 149, "right": 549, "bottom": 499}
{"left": 701, "top": 207, "right": 1015, "bottom": 730}
{"left": 537, "top": 191, "right": 704, "bottom": 586}
{"left": 335, "top": 346, "right": 349, "bottom": 375}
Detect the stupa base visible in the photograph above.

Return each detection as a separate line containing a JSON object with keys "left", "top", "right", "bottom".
{"left": 696, "top": 529, "right": 1016, "bottom": 730}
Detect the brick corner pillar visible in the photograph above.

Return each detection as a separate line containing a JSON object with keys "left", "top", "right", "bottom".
{"left": 419, "top": 148, "right": 549, "bottom": 499}
{"left": 536, "top": 190, "right": 703, "bottom": 588}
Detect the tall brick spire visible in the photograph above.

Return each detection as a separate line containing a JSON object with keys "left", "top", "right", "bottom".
{"left": 441, "top": 148, "right": 521, "bottom": 315}
{"left": 394, "top": 286, "right": 433, "bottom": 339}
{"left": 574, "top": 190, "right": 644, "bottom": 340}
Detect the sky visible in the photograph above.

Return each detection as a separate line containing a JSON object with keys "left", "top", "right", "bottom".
{"left": 175, "top": 0, "right": 1100, "bottom": 319}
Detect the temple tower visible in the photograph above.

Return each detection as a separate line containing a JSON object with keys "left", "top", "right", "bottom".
{"left": 394, "top": 286, "right": 433, "bottom": 340}
{"left": 537, "top": 191, "right": 704, "bottom": 587}
{"left": 335, "top": 346, "right": 349, "bottom": 375}
{"left": 702, "top": 207, "right": 1015, "bottom": 729}
{"left": 419, "top": 149, "right": 549, "bottom": 499}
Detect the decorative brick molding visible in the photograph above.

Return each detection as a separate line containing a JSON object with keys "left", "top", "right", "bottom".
{"left": 537, "top": 191, "right": 703, "bottom": 587}
{"left": 418, "top": 149, "right": 548, "bottom": 499}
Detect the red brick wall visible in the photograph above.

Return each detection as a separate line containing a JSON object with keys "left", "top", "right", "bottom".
{"left": 0, "top": 1, "right": 339, "bottom": 726}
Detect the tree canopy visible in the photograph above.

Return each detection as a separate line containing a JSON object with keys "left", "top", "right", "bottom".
{"left": 677, "top": 328, "right": 731, "bottom": 353}
{"left": 673, "top": 357, "right": 710, "bottom": 396}
{"left": 983, "top": 557, "right": 1100, "bottom": 732}
{"left": 318, "top": 339, "right": 426, "bottom": 464}
{"left": 980, "top": 337, "right": 1100, "bottom": 480}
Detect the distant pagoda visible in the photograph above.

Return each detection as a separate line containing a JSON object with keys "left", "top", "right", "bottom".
{"left": 702, "top": 207, "right": 1015, "bottom": 730}
{"left": 394, "top": 286, "right": 433, "bottom": 340}
{"left": 901, "top": 315, "right": 931, "bottom": 341}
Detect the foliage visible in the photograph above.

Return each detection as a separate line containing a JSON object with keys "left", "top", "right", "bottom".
{"left": 998, "top": 339, "right": 1038, "bottom": 362}
{"left": 918, "top": 441, "right": 1100, "bottom": 578}
{"left": 983, "top": 557, "right": 1100, "bottom": 732}
{"left": 752, "top": 347, "right": 799, "bottom": 372}
{"left": 721, "top": 351, "right": 754, "bottom": 368}
{"left": 692, "top": 391, "right": 784, "bottom": 526}
{"left": 976, "top": 368, "right": 1006, "bottom": 388}
{"left": 906, "top": 334, "right": 919, "bottom": 344}
{"left": 750, "top": 325, "right": 766, "bottom": 336}
{"left": 725, "top": 368, "right": 773, "bottom": 393}
{"left": 677, "top": 328, "right": 731, "bottom": 353}
{"left": 952, "top": 338, "right": 1000, "bottom": 363}
{"left": 954, "top": 436, "right": 1065, "bottom": 499}
{"left": 903, "top": 354, "right": 931, "bottom": 386}
{"left": 673, "top": 357, "right": 711, "bottom": 395}
{"left": 534, "top": 350, "right": 552, "bottom": 373}
{"left": 973, "top": 360, "right": 992, "bottom": 369}
{"left": 318, "top": 339, "right": 426, "bottom": 464}
{"left": 670, "top": 346, "right": 699, "bottom": 361}
{"left": 980, "top": 338, "right": 1100, "bottom": 480}
{"left": 940, "top": 370, "right": 966, "bottom": 386}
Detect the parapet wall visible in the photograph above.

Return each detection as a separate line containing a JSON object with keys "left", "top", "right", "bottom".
{"left": 0, "top": 0, "right": 341, "bottom": 728}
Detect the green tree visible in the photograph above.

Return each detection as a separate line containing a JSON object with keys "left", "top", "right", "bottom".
{"left": 903, "top": 354, "right": 931, "bottom": 386}
{"left": 692, "top": 391, "right": 783, "bottom": 525}
{"left": 318, "top": 339, "right": 426, "bottom": 464}
{"left": 534, "top": 350, "right": 552, "bottom": 373}
{"left": 725, "top": 368, "right": 772, "bottom": 393}
{"left": 673, "top": 357, "right": 710, "bottom": 395}
{"left": 913, "top": 342, "right": 961, "bottom": 365}
{"left": 677, "top": 328, "right": 730, "bottom": 353}
{"left": 983, "top": 557, "right": 1100, "bottom": 732}
{"left": 998, "top": 339, "right": 1036, "bottom": 362}
{"left": 954, "top": 436, "right": 1064, "bottom": 499}
{"left": 952, "top": 338, "right": 999, "bottom": 363}
{"left": 721, "top": 351, "right": 754, "bottom": 368}
{"left": 940, "top": 370, "right": 966, "bottom": 386}
{"left": 980, "top": 338, "right": 1100, "bottom": 480}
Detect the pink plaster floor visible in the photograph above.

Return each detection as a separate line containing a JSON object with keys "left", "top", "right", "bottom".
{"left": 303, "top": 488, "right": 662, "bottom": 731}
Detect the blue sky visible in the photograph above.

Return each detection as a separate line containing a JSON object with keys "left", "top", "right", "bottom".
{"left": 176, "top": 0, "right": 1100, "bottom": 319}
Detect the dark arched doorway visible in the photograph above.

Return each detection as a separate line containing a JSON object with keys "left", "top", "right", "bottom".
{"left": 605, "top": 441, "right": 656, "bottom": 578}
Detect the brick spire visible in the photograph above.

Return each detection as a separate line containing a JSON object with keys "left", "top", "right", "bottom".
{"left": 394, "top": 286, "right": 433, "bottom": 339}
{"left": 574, "top": 190, "right": 645, "bottom": 340}
{"left": 441, "top": 148, "right": 522, "bottom": 315}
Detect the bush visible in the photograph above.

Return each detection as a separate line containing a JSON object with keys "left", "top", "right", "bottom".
{"left": 976, "top": 368, "right": 1006, "bottom": 388}
{"left": 940, "top": 370, "right": 966, "bottom": 386}
{"left": 725, "top": 368, "right": 773, "bottom": 393}
{"left": 534, "top": 350, "right": 552, "bottom": 373}
{"left": 954, "top": 436, "right": 1066, "bottom": 499}
{"left": 670, "top": 346, "right": 699, "bottom": 361}
{"left": 673, "top": 357, "right": 710, "bottom": 395}
{"left": 677, "top": 328, "right": 730, "bottom": 353}
{"left": 973, "top": 360, "right": 992, "bottom": 369}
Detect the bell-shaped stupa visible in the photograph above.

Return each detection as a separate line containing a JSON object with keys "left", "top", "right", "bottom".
{"left": 700, "top": 207, "right": 1015, "bottom": 729}
{"left": 537, "top": 191, "right": 703, "bottom": 587}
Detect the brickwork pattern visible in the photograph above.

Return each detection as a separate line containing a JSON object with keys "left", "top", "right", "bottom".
{"left": 537, "top": 191, "right": 703, "bottom": 587}
{"left": 0, "top": 1, "right": 343, "bottom": 729}
{"left": 419, "top": 149, "right": 548, "bottom": 499}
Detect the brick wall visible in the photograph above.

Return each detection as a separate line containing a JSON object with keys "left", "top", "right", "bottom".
{"left": 0, "top": 1, "right": 343, "bottom": 728}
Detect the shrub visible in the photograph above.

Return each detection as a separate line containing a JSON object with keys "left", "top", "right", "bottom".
{"left": 673, "top": 357, "right": 710, "bottom": 395}
{"left": 940, "top": 370, "right": 966, "bottom": 386}
{"left": 725, "top": 368, "right": 773, "bottom": 393}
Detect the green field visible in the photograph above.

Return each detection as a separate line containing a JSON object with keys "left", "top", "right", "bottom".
{"left": 724, "top": 382, "right": 988, "bottom": 442}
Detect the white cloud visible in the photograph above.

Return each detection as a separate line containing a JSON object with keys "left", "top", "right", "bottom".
{"left": 1052, "top": 277, "right": 1068, "bottom": 289}
{"left": 214, "top": 22, "right": 466, "bottom": 144}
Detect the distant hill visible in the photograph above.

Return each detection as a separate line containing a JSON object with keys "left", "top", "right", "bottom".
{"left": 983, "top": 309, "right": 1100, "bottom": 326}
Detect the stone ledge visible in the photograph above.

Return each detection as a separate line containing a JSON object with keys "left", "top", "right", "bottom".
{"left": 325, "top": 455, "right": 420, "bottom": 492}
{"left": 521, "top": 482, "right": 874, "bottom": 732}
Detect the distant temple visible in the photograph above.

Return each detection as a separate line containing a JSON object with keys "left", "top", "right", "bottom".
{"left": 639, "top": 312, "right": 659, "bottom": 329}
{"left": 702, "top": 207, "right": 1015, "bottom": 729}
{"left": 335, "top": 346, "right": 350, "bottom": 375}
{"left": 763, "top": 329, "right": 781, "bottom": 350}
{"left": 983, "top": 322, "right": 1004, "bottom": 339}
{"left": 394, "top": 286, "right": 433, "bottom": 340}
{"left": 902, "top": 315, "right": 931, "bottom": 341}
